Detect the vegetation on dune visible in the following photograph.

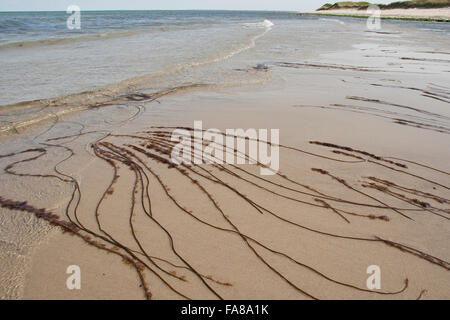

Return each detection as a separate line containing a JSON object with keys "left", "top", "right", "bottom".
{"left": 382, "top": 0, "right": 450, "bottom": 9}
{"left": 318, "top": 0, "right": 450, "bottom": 11}
{"left": 303, "top": 12, "right": 450, "bottom": 21}
{"left": 318, "top": 2, "right": 370, "bottom": 11}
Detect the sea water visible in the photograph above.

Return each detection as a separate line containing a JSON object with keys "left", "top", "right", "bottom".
{"left": 0, "top": 10, "right": 449, "bottom": 106}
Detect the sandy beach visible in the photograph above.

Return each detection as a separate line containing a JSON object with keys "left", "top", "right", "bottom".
{"left": 310, "top": 7, "right": 450, "bottom": 20}
{"left": 0, "top": 11, "right": 449, "bottom": 300}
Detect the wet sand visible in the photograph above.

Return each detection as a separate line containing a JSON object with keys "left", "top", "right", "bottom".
{"left": 1, "top": 35, "right": 450, "bottom": 300}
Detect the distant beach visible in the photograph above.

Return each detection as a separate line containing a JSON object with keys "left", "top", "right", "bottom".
{"left": 305, "top": 7, "right": 450, "bottom": 21}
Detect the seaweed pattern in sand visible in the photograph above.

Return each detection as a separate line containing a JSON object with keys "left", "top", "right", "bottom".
{"left": 1, "top": 123, "right": 449, "bottom": 300}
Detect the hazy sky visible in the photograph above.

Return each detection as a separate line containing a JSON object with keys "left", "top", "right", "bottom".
{"left": 0, "top": 0, "right": 393, "bottom": 12}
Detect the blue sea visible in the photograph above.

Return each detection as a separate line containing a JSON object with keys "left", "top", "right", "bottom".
{"left": 0, "top": 10, "right": 449, "bottom": 106}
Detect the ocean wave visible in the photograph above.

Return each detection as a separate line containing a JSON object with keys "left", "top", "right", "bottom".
{"left": 0, "top": 22, "right": 219, "bottom": 51}
{"left": 0, "top": 30, "right": 148, "bottom": 51}
{"left": 0, "top": 16, "right": 275, "bottom": 112}
{"left": 242, "top": 19, "right": 274, "bottom": 29}
{"left": 187, "top": 21, "right": 273, "bottom": 69}
{"left": 319, "top": 18, "right": 345, "bottom": 25}
{"left": 0, "top": 19, "right": 26, "bottom": 28}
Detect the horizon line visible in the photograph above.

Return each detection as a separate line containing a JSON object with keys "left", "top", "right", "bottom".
{"left": 0, "top": 9, "right": 302, "bottom": 13}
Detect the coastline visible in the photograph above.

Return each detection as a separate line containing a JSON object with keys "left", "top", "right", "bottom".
{"left": 302, "top": 8, "right": 450, "bottom": 22}
{"left": 0, "top": 12, "right": 449, "bottom": 300}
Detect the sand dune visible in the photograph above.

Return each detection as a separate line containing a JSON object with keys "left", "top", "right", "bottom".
{"left": 311, "top": 7, "right": 450, "bottom": 19}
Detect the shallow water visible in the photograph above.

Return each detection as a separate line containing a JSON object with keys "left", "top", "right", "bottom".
{"left": 1, "top": 10, "right": 449, "bottom": 107}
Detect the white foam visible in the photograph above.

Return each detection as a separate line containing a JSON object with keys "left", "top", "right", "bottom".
{"left": 185, "top": 20, "right": 274, "bottom": 69}
{"left": 243, "top": 19, "right": 274, "bottom": 30}
{"left": 262, "top": 19, "right": 274, "bottom": 28}
{"left": 319, "top": 18, "right": 345, "bottom": 25}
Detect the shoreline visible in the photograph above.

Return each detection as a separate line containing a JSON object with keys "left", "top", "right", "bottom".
{"left": 1, "top": 13, "right": 449, "bottom": 300}
{"left": 302, "top": 8, "right": 450, "bottom": 22}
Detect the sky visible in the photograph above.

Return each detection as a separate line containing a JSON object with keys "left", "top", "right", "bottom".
{"left": 0, "top": 0, "right": 393, "bottom": 12}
